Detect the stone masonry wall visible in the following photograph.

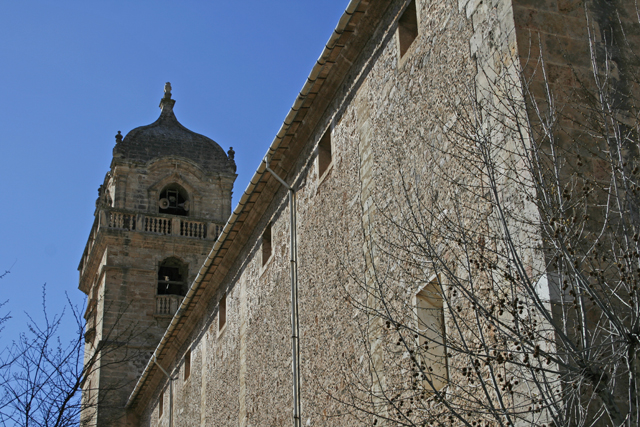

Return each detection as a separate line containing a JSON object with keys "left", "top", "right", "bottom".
{"left": 83, "top": 230, "right": 217, "bottom": 426}
{"left": 129, "top": 0, "right": 640, "bottom": 425}
{"left": 135, "top": 0, "right": 493, "bottom": 426}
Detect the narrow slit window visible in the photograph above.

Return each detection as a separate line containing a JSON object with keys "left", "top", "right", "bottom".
{"left": 184, "top": 349, "right": 191, "bottom": 381}
{"left": 262, "top": 223, "right": 272, "bottom": 266}
{"left": 398, "top": 0, "right": 418, "bottom": 58}
{"left": 318, "top": 130, "right": 332, "bottom": 177}
{"left": 415, "top": 278, "right": 447, "bottom": 392}
{"left": 159, "top": 391, "right": 164, "bottom": 418}
{"left": 218, "top": 294, "right": 227, "bottom": 332}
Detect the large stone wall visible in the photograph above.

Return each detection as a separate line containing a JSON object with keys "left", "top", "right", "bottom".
{"left": 114, "top": 0, "right": 640, "bottom": 425}
{"left": 135, "top": 0, "right": 484, "bottom": 425}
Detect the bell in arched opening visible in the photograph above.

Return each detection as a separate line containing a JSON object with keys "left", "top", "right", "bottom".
{"left": 158, "top": 184, "right": 189, "bottom": 216}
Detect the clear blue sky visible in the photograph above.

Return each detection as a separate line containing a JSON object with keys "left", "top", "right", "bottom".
{"left": 0, "top": 1, "right": 348, "bottom": 341}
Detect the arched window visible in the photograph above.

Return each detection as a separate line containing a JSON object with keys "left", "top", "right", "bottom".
{"left": 157, "top": 258, "right": 188, "bottom": 296}
{"left": 158, "top": 184, "right": 189, "bottom": 216}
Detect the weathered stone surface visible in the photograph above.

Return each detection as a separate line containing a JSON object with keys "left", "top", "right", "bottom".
{"left": 80, "top": 1, "right": 640, "bottom": 426}
{"left": 132, "top": 0, "right": 478, "bottom": 425}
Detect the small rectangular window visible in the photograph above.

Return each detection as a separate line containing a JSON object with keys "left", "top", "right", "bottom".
{"left": 262, "top": 223, "right": 272, "bottom": 266}
{"left": 318, "top": 130, "right": 332, "bottom": 177}
{"left": 159, "top": 391, "right": 164, "bottom": 418}
{"left": 398, "top": 0, "right": 418, "bottom": 58}
{"left": 184, "top": 349, "right": 191, "bottom": 380}
{"left": 415, "top": 278, "right": 447, "bottom": 391}
{"left": 219, "top": 294, "right": 227, "bottom": 332}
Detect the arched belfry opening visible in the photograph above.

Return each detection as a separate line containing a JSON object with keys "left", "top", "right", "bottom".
{"left": 157, "top": 257, "right": 188, "bottom": 296}
{"left": 158, "top": 184, "right": 189, "bottom": 216}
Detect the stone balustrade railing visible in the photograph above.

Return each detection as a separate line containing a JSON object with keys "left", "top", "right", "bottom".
{"left": 79, "top": 208, "right": 224, "bottom": 280}
{"left": 155, "top": 294, "right": 184, "bottom": 316}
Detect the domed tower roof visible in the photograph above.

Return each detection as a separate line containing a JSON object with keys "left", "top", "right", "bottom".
{"left": 113, "top": 83, "right": 236, "bottom": 174}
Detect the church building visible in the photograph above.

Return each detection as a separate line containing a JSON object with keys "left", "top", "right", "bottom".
{"left": 79, "top": 0, "right": 639, "bottom": 426}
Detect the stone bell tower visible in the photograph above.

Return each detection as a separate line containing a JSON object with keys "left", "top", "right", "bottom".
{"left": 78, "top": 84, "right": 236, "bottom": 426}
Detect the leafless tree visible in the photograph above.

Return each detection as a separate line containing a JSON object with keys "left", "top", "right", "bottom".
{"left": 0, "top": 286, "right": 143, "bottom": 427}
{"left": 326, "top": 6, "right": 640, "bottom": 427}
{"left": 0, "top": 287, "right": 86, "bottom": 427}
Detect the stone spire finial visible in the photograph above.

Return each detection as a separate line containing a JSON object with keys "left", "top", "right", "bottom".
{"left": 228, "top": 147, "right": 237, "bottom": 173}
{"left": 159, "top": 82, "right": 176, "bottom": 113}
{"left": 115, "top": 131, "right": 123, "bottom": 143}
